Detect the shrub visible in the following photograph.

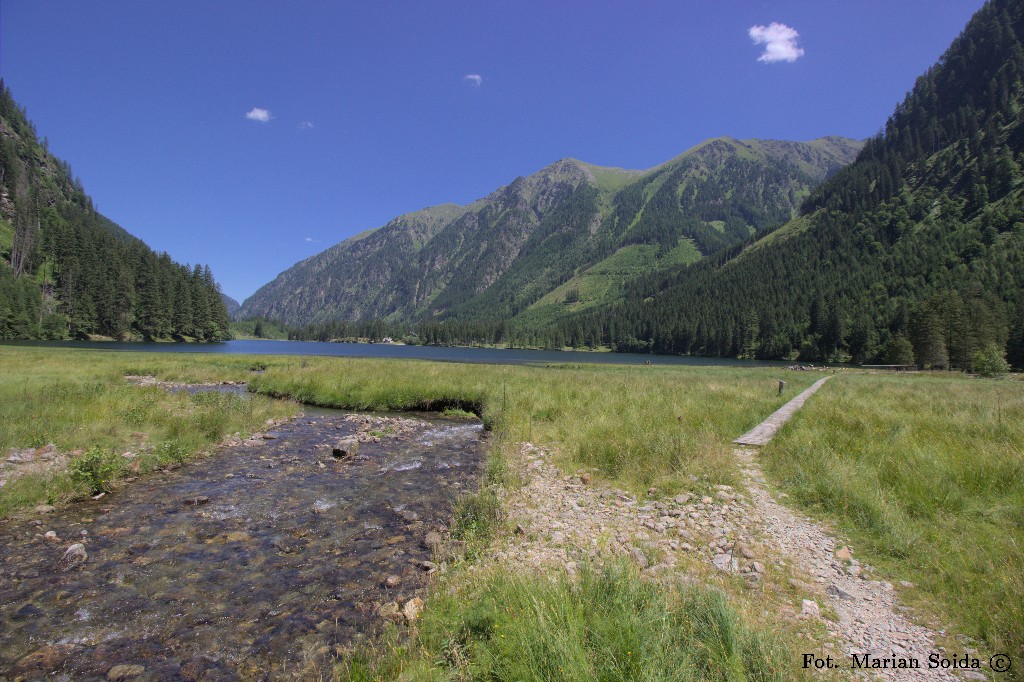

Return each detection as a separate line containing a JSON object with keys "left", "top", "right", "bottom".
{"left": 973, "top": 344, "right": 1010, "bottom": 378}
{"left": 69, "top": 446, "right": 121, "bottom": 495}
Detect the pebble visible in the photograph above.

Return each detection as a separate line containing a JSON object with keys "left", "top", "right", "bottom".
{"left": 107, "top": 664, "right": 146, "bottom": 681}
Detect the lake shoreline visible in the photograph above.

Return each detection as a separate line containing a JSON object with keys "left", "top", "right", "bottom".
{"left": 0, "top": 338, "right": 798, "bottom": 368}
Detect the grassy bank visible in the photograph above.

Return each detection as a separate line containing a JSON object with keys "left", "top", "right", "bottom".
{"left": 342, "top": 562, "right": 798, "bottom": 682}
{"left": 762, "top": 372, "right": 1024, "bottom": 670}
{"left": 248, "top": 357, "right": 819, "bottom": 495}
{"left": 0, "top": 347, "right": 296, "bottom": 517}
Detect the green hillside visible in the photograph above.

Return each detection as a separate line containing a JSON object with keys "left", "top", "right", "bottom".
{"left": 558, "top": 0, "right": 1024, "bottom": 367}
{"left": 0, "top": 81, "right": 231, "bottom": 341}
{"left": 240, "top": 138, "right": 860, "bottom": 326}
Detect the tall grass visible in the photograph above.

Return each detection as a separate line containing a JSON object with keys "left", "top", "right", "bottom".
{"left": 0, "top": 347, "right": 296, "bottom": 516}
{"left": 249, "top": 358, "right": 818, "bottom": 493}
{"left": 338, "top": 562, "right": 802, "bottom": 682}
{"left": 762, "top": 372, "right": 1024, "bottom": 671}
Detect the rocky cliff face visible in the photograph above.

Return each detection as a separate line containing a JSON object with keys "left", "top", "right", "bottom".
{"left": 238, "top": 137, "right": 862, "bottom": 325}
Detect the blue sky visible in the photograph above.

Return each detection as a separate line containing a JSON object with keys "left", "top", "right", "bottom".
{"left": 1, "top": 1, "right": 986, "bottom": 303}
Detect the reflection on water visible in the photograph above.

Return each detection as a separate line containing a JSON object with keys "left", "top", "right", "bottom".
{"left": 0, "top": 412, "right": 484, "bottom": 679}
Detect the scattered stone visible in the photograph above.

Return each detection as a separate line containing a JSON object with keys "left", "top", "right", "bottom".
{"left": 834, "top": 546, "right": 852, "bottom": 561}
{"left": 377, "top": 601, "right": 402, "bottom": 622}
{"left": 629, "top": 547, "right": 649, "bottom": 569}
{"left": 579, "top": 472, "right": 592, "bottom": 485}
{"left": 711, "top": 553, "right": 732, "bottom": 573}
{"left": 801, "top": 599, "right": 820, "bottom": 618}
{"left": 107, "top": 664, "right": 146, "bottom": 681}
{"left": 673, "top": 493, "right": 692, "bottom": 505}
{"left": 398, "top": 509, "right": 420, "bottom": 522}
{"left": 384, "top": 575, "right": 402, "bottom": 588}
{"left": 402, "top": 597, "right": 424, "bottom": 622}
{"left": 183, "top": 495, "right": 210, "bottom": 506}
{"left": 12, "top": 644, "right": 77, "bottom": 674}
{"left": 422, "top": 531, "right": 444, "bottom": 550}
{"left": 827, "top": 584, "right": 853, "bottom": 601}
{"left": 57, "top": 543, "right": 88, "bottom": 571}
{"left": 13, "top": 603, "right": 43, "bottom": 620}
{"left": 44, "top": 530, "right": 58, "bottom": 541}
{"left": 751, "top": 561, "right": 764, "bottom": 574}
{"left": 34, "top": 504, "right": 56, "bottom": 514}
{"left": 332, "top": 438, "right": 359, "bottom": 459}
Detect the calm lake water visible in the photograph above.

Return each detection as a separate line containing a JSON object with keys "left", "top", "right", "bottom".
{"left": 2, "top": 339, "right": 786, "bottom": 367}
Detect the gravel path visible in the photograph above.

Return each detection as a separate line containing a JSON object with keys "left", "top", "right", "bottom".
{"left": 486, "top": 376, "right": 984, "bottom": 680}
{"left": 736, "top": 446, "right": 969, "bottom": 680}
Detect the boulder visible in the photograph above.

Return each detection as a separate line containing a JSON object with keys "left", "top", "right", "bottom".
{"left": 332, "top": 438, "right": 359, "bottom": 459}
{"left": 57, "top": 543, "right": 88, "bottom": 571}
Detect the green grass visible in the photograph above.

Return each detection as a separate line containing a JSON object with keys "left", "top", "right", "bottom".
{"left": 523, "top": 239, "right": 702, "bottom": 323}
{"left": 0, "top": 347, "right": 296, "bottom": 517}
{"left": 248, "top": 357, "right": 817, "bottom": 495}
{"left": 338, "top": 562, "right": 803, "bottom": 682}
{"left": 762, "top": 372, "right": 1024, "bottom": 672}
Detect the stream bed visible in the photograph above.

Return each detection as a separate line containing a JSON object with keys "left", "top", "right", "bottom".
{"left": 0, "top": 402, "right": 485, "bottom": 680}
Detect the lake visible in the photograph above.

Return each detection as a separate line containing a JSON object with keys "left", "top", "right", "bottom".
{"left": 1, "top": 339, "right": 788, "bottom": 367}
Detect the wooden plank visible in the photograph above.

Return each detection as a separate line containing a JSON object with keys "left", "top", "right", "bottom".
{"left": 734, "top": 376, "right": 832, "bottom": 446}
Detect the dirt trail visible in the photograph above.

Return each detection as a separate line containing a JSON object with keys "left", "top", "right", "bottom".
{"left": 736, "top": 445, "right": 966, "bottom": 680}
{"left": 733, "top": 376, "right": 972, "bottom": 680}
{"left": 493, "top": 375, "right": 982, "bottom": 680}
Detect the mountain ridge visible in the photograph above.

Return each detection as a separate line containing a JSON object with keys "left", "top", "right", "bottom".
{"left": 239, "top": 136, "right": 862, "bottom": 325}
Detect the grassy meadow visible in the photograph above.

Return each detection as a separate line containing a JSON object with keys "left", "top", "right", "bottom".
{"left": 247, "top": 356, "right": 819, "bottom": 495}
{"left": 1, "top": 346, "right": 822, "bottom": 680}
{"left": 763, "top": 372, "right": 1024, "bottom": 669}
{"left": 5, "top": 345, "right": 1021, "bottom": 678}
{"left": 0, "top": 347, "right": 296, "bottom": 516}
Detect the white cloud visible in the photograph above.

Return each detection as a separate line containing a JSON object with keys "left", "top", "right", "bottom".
{"left": 748, "top": 23, "right": 805, "bottom": 63}
{"left": 304, "top": 237, "right": 319, "bottom": 243}
{"left": 298, "top": 121, "right": 314, "bottom": 129}
{"left": 463, "top": 73, "right": 483, "bottom": 87}
{"left": 245, "top": 107, "right": 272, "bottom": 122}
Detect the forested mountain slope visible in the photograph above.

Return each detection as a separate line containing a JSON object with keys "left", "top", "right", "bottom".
{"left": 239, "top": 138, "right": 861, "bottom": 325}
{"left": 0, "top": 82, "right": 231, "bottom": 341}
{"left": 558, "top": 0, "right": 1024, "bottom": 367}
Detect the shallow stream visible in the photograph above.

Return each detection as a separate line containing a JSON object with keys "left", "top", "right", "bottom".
{"left": 0, "top": 397, "right": 485, "bottom": 680}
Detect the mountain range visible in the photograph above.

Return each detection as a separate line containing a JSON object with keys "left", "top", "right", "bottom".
{"left": 241, "top": 0, "right": 1024, "bottom": 368}
{"left": 238, "top": 137, "right": 862, "bottom": 326}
